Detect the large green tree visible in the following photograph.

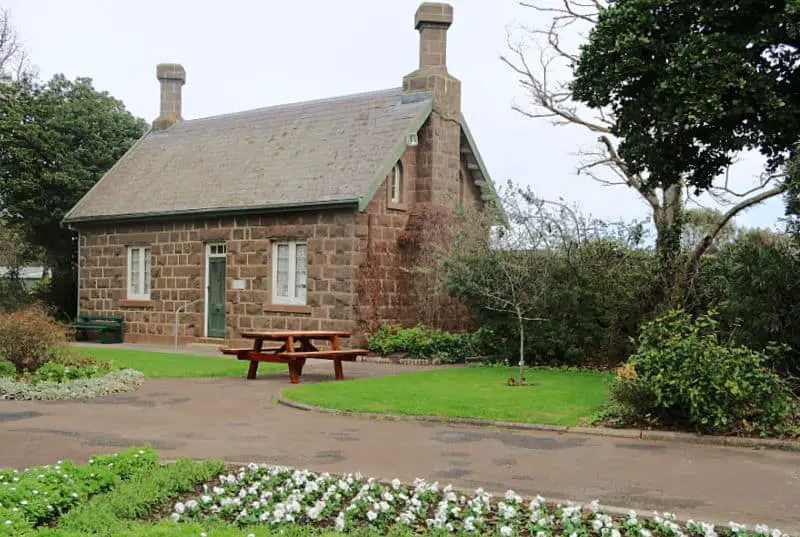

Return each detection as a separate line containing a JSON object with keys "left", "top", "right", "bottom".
{"left": 0, "top": 74, "right": 147, "bottom": 316}
{"left": 572, "top": 0, "right": 799, "bottom": 192}
{"left": 504, "top": 0, "right": 798, "bottom": 296}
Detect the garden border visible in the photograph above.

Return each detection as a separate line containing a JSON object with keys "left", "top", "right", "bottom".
{"left": 275, "top": 394, "right": 800, "bottom": 453}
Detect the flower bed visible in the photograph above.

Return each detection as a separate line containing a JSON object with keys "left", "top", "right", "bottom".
{"left": 0, "top": 446, "right": 159, "bottom": 533}
{"left": 173, "top": 464, "right": 791, "bottom": 537}
{"left": 0, "top": 368, "right": 144, "bottom": 400}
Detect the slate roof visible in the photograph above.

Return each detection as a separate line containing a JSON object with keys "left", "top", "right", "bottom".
{"left": 64, "top": 88, "right": 434, "bottom": 223}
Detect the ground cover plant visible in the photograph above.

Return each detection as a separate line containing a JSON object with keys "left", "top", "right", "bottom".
{"left": 284, "top": 367, "right": 610, "bottom": 426}
{"left": 72, "top": 347, "right": 284, "bottom": 379}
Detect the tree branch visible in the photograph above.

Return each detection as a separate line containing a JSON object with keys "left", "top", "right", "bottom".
{"left": 683, "top": 183, "right": 788, "bottom": 288}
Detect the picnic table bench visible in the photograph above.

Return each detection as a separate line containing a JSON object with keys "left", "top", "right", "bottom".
{"left": 70, "top": 313, "right": 124, "bottom": 344}
{"left": 220, "top": 330, "right": 369, "bottom": 384}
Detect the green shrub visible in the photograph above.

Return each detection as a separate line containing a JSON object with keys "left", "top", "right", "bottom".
{"left": 0, "top": 446, "right": 159, "bottom": 532}
{"left": 447, "top": 237, "right": 659, "bottom": 368}
{"left": 0, "top": 360, "right": 15, "bottom": 378}
{"left": 365, "top": 324, "right": 471, "bottom": 363}
{"left": 0, "top": 306, "right": 65, "bottom": 374}
{"left": 29, "top": 352, "right": 112, "bottom": 384}
{"left": 57, "top": 458, "right": 224, "bottom": 535}
{"left": 603, "top": 309, "right": 799, "bottom": 435}
{"left": 692, "top": 233, "right": 800, "bottom": 384}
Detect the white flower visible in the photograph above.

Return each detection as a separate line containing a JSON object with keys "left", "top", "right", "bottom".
{"left": 174, "top": 502, "right": 185, "bottom": 514}
{"left": 501, "top": 525, "right": 514, "bottom": 536}
{"left": 367, "top": 510, "right": 378, "bottom": 521}
{"left": 612, "top": 530, "right": 621, "bottom": 537}
{"left": 4, "top": 521, "right": 11, "bottom": 525}
{"left": 593, "top": 519, "right": 604, "bottom": 531}
{"left": 335, "top": 512, "right": 346, "bottom": 532}
{"left": 170, "top": 513, "right": 180, "bottom": 522}
{"left": 391, "top": 478, "right": 401, "bottom": 490}
{"left": 201, "top": 533, "right": 207, "bottom": 537}
{"left": 19, "top": 500, "right": 27, "bottom": 506}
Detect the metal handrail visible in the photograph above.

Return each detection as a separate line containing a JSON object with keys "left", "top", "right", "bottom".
{"left": 174, "top": 298, "right": 203, "bottom": 351}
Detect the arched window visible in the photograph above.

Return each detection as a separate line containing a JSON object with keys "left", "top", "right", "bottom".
{"left": 390, "top": 163, "right": 402, "bottom": 203}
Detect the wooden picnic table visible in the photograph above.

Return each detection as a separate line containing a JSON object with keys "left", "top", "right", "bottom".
{"left": 220, "top": 330, "right": 369, "bottom": 384}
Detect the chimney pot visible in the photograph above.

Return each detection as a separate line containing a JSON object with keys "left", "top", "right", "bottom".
{"left": 154, "top": 63, "right": 186, "bottom": 131}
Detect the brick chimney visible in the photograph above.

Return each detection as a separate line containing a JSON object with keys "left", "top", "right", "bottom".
{"left": 403, "top": 3, "right": 462, "bottom": 206}
{"left": 153, "top": 63, "right": 186, "bottom": 131}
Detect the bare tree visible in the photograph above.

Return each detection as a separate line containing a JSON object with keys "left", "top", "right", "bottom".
{"left": 0, "top": 9, "right": 35, "bottom": 80}
{"left": 501, "top": 0, "right": 787, "bottom": 290}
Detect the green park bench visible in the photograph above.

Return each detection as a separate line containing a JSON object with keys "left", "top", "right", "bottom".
{"left": 70, "top": 313, "right": 124, "bottom": 344}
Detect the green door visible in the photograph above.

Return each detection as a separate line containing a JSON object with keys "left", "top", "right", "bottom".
{"left": 207, "top": 257, "right": 226, "bottom": 338}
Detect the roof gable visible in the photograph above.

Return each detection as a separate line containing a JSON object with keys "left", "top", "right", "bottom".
{"left": 64, "top": 88, "right": 433, "bottom": 224}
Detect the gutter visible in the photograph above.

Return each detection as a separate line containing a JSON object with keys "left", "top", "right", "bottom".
{"left": 62, "top": 198, "right": 361, "bottom": 228}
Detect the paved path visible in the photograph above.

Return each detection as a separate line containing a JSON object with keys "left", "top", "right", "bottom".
{"left": 2, "top": 366, "right": 799, "bottom": 533}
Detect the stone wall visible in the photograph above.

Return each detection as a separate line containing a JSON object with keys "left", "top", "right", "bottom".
{"left": 77, "top": 209, "right": 360, "bottom": 345}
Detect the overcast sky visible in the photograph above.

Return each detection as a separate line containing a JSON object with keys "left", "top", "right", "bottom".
{"left": 4, "top": 0, "right": 785, "bottom": 234}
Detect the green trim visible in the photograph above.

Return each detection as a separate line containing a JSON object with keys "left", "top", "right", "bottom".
{"left": 460, "top": 115, "right": 507, "bottom": 225}
{"left": 64, "top": 198, "right": 360, "bottom": 227}
{"left": 358, "top": 99, "right": 434, "bottom": 211}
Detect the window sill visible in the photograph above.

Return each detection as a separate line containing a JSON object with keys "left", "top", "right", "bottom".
{"left": 387, "top": 200, "right": 408, "bottom": 211}
{"left": 263, "top": 304, "right": 312, "bottom": 314}
{"left": 120, "top": 299, "right": 154, "bottom": 308}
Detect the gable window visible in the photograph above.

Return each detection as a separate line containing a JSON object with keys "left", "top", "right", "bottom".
{"left": 272, "top": 241, "right": 307, "bottom": 305}
{"left": 127, "top": 246, "right": 151, "bottom": 300}
{"left": 390, "top": 163, "right": 402, "bottom": 203}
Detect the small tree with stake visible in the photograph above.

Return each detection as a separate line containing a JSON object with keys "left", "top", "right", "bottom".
{"left": 445, "top": 181, "right": 599, "bottom": 385}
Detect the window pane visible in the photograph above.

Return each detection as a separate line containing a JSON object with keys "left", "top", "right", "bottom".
{"left": 295, "top": 244, "right": 307, "bottom": 300}
{"left": 391, "top": 165, "right": 401, "bottom": 202}
{"left": 143, "top": 248, "right": 151, "bottom": 295}
{"left": 276, "top": 244, "right": 290, "bottom": 298}
{"left": 129, "top": 248, "right": 140, "bottom": 295}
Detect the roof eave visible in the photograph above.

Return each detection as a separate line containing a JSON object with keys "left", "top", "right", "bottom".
{"left": 63, "top": 198, "right": 361, "bottom": 228}
{"left": 460, "top": 114, "right": 508, "bottom": 226}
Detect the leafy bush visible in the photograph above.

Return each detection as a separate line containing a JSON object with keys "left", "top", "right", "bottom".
{"left": 0, "top": 306, "right": 65, "bottom": 374}
{"left": 0, "top": 446, "right": 159, "bottom": 534}
{"left": 365, "top": 324, "right": 471, "bottom": 363}
{"left": 603, "top": 309, "right": 798, "bottom": 435}
{"left": 448, "top": 237, "right": 658, "bottom": 368}
{"left": 692, "top": 233, "right": 800, "bottom": 384}
{"left": 0, "top": 360, "right": 15, "bottom": 378}
{"left": 0, "top": 369, "right": 144, "bottom": 400}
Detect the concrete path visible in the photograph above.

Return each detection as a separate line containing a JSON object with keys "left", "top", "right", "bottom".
{"left": 2, "top": 366, "right": 799, "bottom": 533}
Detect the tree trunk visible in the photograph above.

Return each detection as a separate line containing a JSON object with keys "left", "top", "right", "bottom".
{"left": 518, "top": 316, "right": 525, "bottom": 385}
{"left": 654, "top": 185, "right": 683, "bottom": 303}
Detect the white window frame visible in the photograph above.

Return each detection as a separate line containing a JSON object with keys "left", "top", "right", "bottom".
{"left": 127, "top": 246, "right": 151, "bottom": 301}
{"left": 271, "top": 241, "right": 307, "bottom": 306}
{"left": 390, "top": 163, "right": 402, "bottom": 203}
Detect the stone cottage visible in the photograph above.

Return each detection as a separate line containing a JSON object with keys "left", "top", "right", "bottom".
{"left": 62, "top": 2, "right": 497, "bottom": 345}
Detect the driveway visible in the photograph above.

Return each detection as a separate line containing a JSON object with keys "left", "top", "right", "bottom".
{"left": 2, "top": 364, "right": 799, "bottom": 533}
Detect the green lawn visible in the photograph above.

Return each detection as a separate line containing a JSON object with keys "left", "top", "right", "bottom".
{"left": 285, "top": 366, "right": 612, "bottom": 426}
{"left": 73, "top": 346, "right": 284, "bottom": 378}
